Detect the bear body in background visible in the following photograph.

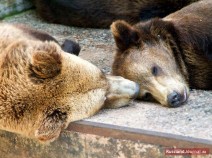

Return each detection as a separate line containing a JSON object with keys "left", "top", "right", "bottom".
{"left": 111, "top": 0, "right": 212, "bottom": 107}
{"left": 33, "top": 0, "right": 198, "bottom": 28}
{"left": 0, "top": 23, "right": 139, "bottom": 142}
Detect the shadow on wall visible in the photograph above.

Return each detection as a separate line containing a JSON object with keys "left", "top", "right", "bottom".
{"left": 0, "top": 0, "right": 33, "bottom": 19}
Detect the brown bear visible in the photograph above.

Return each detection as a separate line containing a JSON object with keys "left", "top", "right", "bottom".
{"left": 110, "top": 0, "right": 212, "bottom": 107}
{"left": 33, "top": 0, "right": 198, "bottom": 28}
{"left": 0, "top": 23, "right": 140, "bottom": 142}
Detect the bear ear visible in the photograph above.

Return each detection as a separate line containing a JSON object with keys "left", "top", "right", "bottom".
{"left": 29, "top": 50, "right": 62, "bottom": 80}
{"left": 111, "top": 20, "right": 140, "bottom": 51}
{"left": 35, "top": 109, "right": 67, "bottom": 142}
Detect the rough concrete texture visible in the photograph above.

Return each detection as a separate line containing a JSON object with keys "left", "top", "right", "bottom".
{"left": 87, "top": 90, "right": 212, "bottom": 141}
{"left": 1, "top": 10, "right": 212, "bottom": 157}
{"left": 1, "top": 130, "right": 209, "bottom": 158}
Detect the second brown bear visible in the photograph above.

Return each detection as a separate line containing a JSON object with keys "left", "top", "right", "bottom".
{"left": 111, "top": 0, "right": 212, "bottom": 107}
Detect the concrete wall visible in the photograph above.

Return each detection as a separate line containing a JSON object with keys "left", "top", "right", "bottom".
{"left": 0, "top": 130, "right": 172, "bottom": 158}
{"left": 1, "top": 129, "right": 211, "bottom": 158}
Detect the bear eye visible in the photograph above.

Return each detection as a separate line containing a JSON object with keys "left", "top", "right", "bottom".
{"left": 151, "top": 66, "right": 159, "bottom": 76}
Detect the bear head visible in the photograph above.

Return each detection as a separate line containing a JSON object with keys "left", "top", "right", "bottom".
{"left": 0, "top": 35, "right": 139, "bottom": 142}
{"left": 111, "top": 19, "right": 189, "bottom": 107}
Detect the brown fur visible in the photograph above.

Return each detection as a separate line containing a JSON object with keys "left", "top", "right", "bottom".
{"left": 13, "top": 24, "right": 81, "bottom": 56}
{"left": 111, "top": 0, "right": 212, "bottom": 107}
{"left": 33, "top": 0, "right": 198, "bottom": 28}
{"left": 0, "top": 23, "right": 139, "bottom": 142}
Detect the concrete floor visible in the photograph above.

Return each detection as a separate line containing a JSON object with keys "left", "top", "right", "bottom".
{"left": 3, "top": 10, "right": 212, "bottom": 143}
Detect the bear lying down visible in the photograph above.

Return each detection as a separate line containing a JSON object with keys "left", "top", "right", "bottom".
{"left": 0, "top": 23, "right": 139, "bottom": 142}
{"left": 111, "top": 0, "right": 212, "bottom": 107}
{"left": 33, "top": 0, "right": 198, "bottom": 28}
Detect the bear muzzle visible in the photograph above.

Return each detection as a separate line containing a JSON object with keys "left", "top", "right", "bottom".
{"left": 167, "top": 88, "right": 189, "bottom": 107}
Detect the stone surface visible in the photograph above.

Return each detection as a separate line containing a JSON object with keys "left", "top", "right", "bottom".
{"left": 0, "top": 0, "right": 33, "bottom": 19}
{"left": 86, "top": 90, "right": 212, "bottom": 141}
{"left": 0, "top": 130, "right": 86, "bottom": 158}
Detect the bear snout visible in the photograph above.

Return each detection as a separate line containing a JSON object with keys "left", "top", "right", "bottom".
{"left": 167, "top": 89, "right": 188, "bottom": 108}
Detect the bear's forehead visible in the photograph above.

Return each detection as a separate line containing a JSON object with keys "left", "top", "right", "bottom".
{"left": 126, "top": 45, "right": 172, "bottom": 62}
{"left": 132, "top": 27, "right": 158, "bottom": 44}
{"left": 134, "top": 19, "right": 173, "bottom": 43}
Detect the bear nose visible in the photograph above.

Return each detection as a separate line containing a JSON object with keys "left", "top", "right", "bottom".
{"left": 167, "top": 91, "right": 183, "bottom": 107}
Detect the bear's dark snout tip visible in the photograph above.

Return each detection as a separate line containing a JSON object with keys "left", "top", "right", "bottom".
{"left": 167, "top": 90, "right": 188, "bottom": 108}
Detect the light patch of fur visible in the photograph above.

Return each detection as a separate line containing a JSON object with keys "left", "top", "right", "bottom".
{"left": 104, "top": 76, "right": 139, "bottom": 108}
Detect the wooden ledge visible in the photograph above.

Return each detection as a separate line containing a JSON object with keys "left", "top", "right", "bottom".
{"left": 68, "top": 120, "right": 212, "bottom": 153}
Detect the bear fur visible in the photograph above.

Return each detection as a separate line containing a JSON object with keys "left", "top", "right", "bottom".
{"left": 33, "top": 0, "right": 198, "bottom": 28}
{"left": 0, "top": 23, "right": 139, "bottom": 142}
{"left": 9, "top": 24, "right": 81, "bottom": 56}
{"left": 111, "top": 0, "right": 212, "bottom": 107}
